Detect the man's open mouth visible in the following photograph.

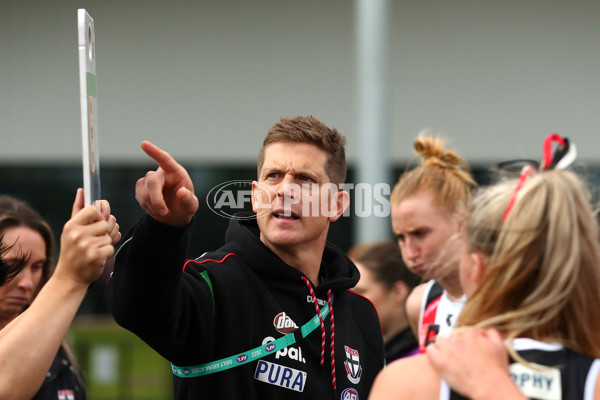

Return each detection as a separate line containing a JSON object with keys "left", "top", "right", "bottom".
{"left": 273, "top": 211, "right": 300, "bottom": 220}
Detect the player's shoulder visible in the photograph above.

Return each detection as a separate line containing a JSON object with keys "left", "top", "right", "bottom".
{"left": 343, "top": 289, "right": 382, "bottom": 324}
{"left": 345, "top": 288, "right": 376, "bottom": 307}
{"left": 406, "top": 282, "right": 429, "bottom": 313}
{"left": 370, "top": 354, "right": 440, "bottom": 400}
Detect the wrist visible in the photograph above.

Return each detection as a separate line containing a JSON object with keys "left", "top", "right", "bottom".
{"left": 139, "top": 214, "right": 190, "bottom": 249}
{"left": 48, "top": 265, "right": 91, "bottom": 292}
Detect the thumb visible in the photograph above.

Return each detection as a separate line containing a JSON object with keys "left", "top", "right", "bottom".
{"left": 177, "top": 187, "right": 199, "bottom": 211}
{"left": 71, "top": 188, "right": 85, "bottom": 217}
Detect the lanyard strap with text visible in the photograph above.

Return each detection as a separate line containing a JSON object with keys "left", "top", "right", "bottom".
{"left": 171, "top": 301, "right": 330, "bottom": 378}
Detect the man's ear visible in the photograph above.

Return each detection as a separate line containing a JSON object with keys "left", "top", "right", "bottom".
{"left": 329, "top": 189, "right": 350, "bottom": 222}
{"left": 470, "top": 251, "right": 488, "bottom": 285}
{"left": 251, "top": 181, "right": 260, "bottom": 213}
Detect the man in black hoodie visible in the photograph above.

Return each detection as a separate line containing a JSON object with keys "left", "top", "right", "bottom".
{"left": 107, "top": 116, "right": 385, "bottom": 399}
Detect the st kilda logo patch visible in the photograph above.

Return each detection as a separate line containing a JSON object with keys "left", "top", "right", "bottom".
{"left": 344, "top": 346, "right": 362, "bottom": 384}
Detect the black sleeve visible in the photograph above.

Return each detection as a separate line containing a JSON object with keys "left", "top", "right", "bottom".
{"left": 106, "top": 214, "right": 214, "bottom": 361}
{"left": 351, "top": 293, "right": 386, "bottom": 366}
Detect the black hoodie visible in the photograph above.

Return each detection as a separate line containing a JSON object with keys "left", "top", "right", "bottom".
{"left": 107, "top": 215, "right": 384, "bottom": 399}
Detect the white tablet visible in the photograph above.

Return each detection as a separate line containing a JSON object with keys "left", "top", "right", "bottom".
{"left": 78, "top": 9, "right": 101, "bottom": 206}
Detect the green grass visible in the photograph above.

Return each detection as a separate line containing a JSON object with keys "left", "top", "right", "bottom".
{"left": 69, "top": 317, "right": 173, "bottom": 400}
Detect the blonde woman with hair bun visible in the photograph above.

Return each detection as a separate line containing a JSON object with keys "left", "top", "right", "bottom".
{"left": 390, "top": 133, "right": 476, "bottom": 353}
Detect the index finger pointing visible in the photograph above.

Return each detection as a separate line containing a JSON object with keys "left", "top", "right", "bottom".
{"left": 141, "top": 141, "right": 182, "bottom": 173}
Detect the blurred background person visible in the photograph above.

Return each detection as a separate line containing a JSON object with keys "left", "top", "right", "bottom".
{"left": 0, "top": 192, "right": 118, "bottom": 399}
{"left": 390, "top": 135, "right": 476, "bottom": 352}
{"left": 349, "top": 241, "right": 421, "bottom": 362}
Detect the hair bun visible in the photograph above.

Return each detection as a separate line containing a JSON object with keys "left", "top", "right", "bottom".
{"left": 414, "top": 135, "right": 465, "bottom": 169}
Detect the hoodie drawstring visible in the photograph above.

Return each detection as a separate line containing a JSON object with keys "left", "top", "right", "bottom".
{"left": 328, "top": 289, "right": 336, "bottom": 390}
{"left": 302, "top": 277, "right": 336, "bottom": 391}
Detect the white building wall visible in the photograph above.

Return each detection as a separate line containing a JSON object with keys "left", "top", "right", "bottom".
{"left": 1, "top": 0, "right": 599, "bottom": 165}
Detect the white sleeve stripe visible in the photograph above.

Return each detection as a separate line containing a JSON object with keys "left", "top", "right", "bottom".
{"left": 439, "top": 379, "right": 450, "bottom": 400}
{"left": 113, "top": 236, "right": 133, "bottom": 259}
{"left": 584, "top": 359, "right": 600, "bottom": 400}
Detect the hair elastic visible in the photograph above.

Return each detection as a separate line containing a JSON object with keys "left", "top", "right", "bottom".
{"left": 501, "top": 133, "right": 576, "bottom": 221}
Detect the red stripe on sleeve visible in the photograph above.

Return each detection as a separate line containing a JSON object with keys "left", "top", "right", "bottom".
{"left": 182, "top": 253, "right": 237, "bottom": 271}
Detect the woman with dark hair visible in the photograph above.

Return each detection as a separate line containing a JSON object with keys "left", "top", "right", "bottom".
{"left": 350, "top": 241, "right": 421, "bottom": 361}
{"left": 0, "top": 189, "right": 120, "bottom": 400}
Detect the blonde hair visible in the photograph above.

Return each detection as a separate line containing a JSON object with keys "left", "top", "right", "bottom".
{"left": 390, "top": 134, "right": 476, "bottom": 216}
{"left": 458, "top": 170, "right": 600, "bottom": 358}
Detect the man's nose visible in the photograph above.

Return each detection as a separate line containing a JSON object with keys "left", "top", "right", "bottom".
{"left": 276, "top": 176, "right": 298, "bottom": 198}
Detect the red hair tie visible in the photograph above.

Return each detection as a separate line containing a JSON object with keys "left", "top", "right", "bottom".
{"left": 502, "top": 166, "right": 535, "bottom": 221}
{"left": 501, "top": 133, "right": 576, "bottom": 221}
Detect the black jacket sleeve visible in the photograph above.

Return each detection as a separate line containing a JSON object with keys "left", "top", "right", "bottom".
{"left": 106, "top": 215, "right": 215, "bottom": 361}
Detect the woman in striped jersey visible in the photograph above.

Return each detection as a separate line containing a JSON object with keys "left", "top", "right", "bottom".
{"left": 370, "top": 136, "right": 600, "bottom": 400}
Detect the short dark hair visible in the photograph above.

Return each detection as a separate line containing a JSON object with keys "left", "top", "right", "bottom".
{"left": 257, "top": 116, "right": 347, "bottom": 185}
